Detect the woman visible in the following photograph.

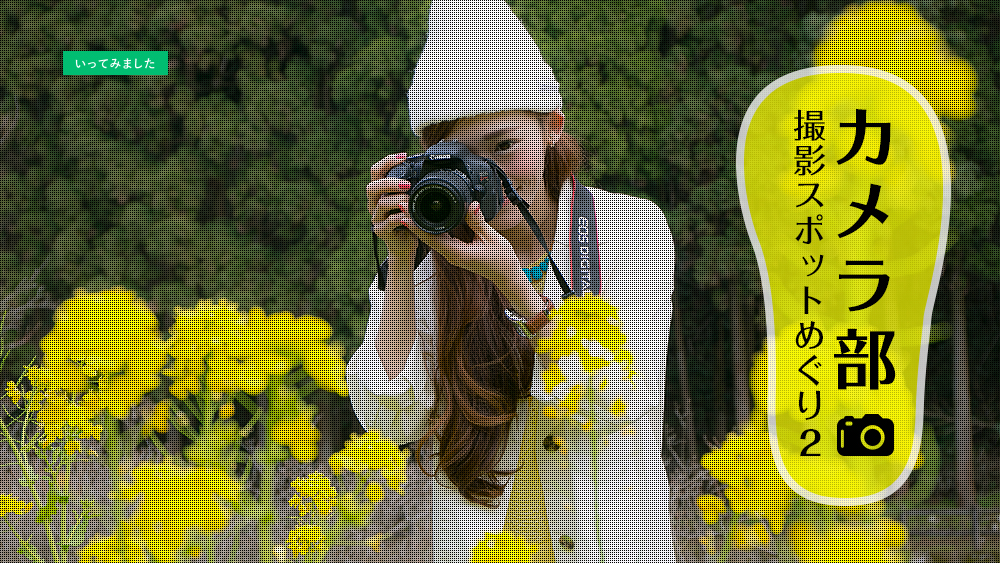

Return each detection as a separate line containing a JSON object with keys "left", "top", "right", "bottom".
{"left": 346, "top": 1, "right": 677, "bottom": 560}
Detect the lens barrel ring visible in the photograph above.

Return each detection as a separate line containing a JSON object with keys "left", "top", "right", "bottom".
{"left": 408, "top": 169, "right": 473, "bottom": 234}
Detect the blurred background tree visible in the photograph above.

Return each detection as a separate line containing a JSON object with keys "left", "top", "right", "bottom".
{"left": 1, "top": 0, "right": 997, "bottom": 512}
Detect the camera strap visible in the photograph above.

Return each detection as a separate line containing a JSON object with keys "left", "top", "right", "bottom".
{"left": 374, "top": 174, "right": 600, "bottom": 299}
{"left": 567, "top": 175, "right": 601, "bottom": 297}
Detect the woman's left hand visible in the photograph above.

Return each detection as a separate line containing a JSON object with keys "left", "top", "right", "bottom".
{"left": 404, "top": 201, "right": 520, "bottom": 285}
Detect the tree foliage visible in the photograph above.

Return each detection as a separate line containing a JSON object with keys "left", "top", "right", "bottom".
{"left": 1, "top": 0, "right": 998, "bottom": 500}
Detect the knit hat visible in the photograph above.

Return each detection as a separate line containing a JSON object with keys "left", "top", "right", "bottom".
{"left": 408, "top": 0, "right": 563, "bottom": 137}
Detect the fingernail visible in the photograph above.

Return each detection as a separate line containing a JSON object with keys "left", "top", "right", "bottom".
{"left": 394, "top": 152, "right": 407, "bottom": 159}
{"left": 398, "top": 203, "right": 406, "bottom": 211}
{"left": 398, "top": 181, "right": 410, "bottom": 189}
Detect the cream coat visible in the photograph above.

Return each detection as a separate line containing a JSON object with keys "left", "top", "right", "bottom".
{"left": 346, "top": 179, "right": 677, "bottom": 562}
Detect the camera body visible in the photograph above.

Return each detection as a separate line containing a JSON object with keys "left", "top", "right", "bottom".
{"left": 386, "top": 140, "right": 511, "bottom": 234}
{"left": 837, "top": 413, "right": 894, "bottom": 456}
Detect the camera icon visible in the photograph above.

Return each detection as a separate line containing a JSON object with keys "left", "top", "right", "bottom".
{"left": 837, "top": 414, "right": 894, "bottom": 456}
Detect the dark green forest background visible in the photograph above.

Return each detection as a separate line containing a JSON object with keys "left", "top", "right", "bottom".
{"left": 1, "top": 0, "right": 998, "bottom": 508}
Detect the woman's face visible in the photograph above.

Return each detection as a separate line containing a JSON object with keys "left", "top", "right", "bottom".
{"left": 438, "top": 110, "right": 564, "bottom": 234}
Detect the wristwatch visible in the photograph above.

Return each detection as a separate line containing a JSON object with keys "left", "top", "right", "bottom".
{"left": 505, "top": 295, "right": 555, "bottom": 338}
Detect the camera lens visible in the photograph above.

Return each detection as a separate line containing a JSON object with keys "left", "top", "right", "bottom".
{"left": 418, "top": 189, "right": 451, "bottom": 223}
{"left": 409, "top": 171, "right": 471, "bottom": 234}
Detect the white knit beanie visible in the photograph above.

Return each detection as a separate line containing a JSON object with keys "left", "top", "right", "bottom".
{"left": 408, "top": 0, "right": 563, "bottom": 137}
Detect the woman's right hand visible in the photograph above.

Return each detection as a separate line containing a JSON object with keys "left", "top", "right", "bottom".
{"left": 368, "top": 152, "right": 418, "bottom": 262}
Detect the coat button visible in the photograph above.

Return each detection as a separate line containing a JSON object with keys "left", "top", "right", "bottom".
{"left": 543, "top": 434, "right": 560, "bottom": 451}
{"left": 559, "top": 535, "right": 575, "bottom": 550}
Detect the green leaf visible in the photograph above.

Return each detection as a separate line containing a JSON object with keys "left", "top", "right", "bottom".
{"left": 63, "top": 512, "right": 92, "bottom": 547}
{"left": 929, "top": 322, "right": 952, "bottom": 343}
{"left": 36, "top": 488, "right": 57, "bottom": 525}
{"left": 16, "top": 545, "right": 44, "bottom": 563}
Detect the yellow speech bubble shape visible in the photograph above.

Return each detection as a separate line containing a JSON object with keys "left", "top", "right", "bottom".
{"left": 738, "top": 66, "right": 950, "bottom": 504}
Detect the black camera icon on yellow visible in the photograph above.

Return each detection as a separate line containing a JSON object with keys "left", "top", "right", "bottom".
{"left": 837, "top": 414, "right": 894, "bottom": 456}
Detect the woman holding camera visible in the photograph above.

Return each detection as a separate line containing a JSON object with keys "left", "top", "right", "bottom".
{"left": 347, "top": 1, "right": 677, "bottom": 560}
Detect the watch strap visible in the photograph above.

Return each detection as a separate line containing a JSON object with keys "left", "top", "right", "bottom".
{"left": 526, "top": 295, "right": 555, "bottom": 336}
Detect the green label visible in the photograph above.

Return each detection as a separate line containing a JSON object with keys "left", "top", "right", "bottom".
{"left": 63, "top": 51, "right": 167, "bottom": 75}
{"left": 738, "top": 66, "right": 949, "bottom": 504}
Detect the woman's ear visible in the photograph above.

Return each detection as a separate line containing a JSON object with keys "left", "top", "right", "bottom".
{"left": 546, "top": 110, "right": 565, "bottom": 146}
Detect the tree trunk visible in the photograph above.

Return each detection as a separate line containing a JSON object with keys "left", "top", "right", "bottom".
{"left": 714, "top": 335, "right": 727, "bottom": 441}
{"left": 317, "top": 390, "right": 335, "bottom": 459}
{"left": 731, "top": 287, "right": 751, "bottom": 428}
{"left": 951, "top": 269, "right": 975, "bottom": 508}
{"left": 672, "top": 308, "right": 697, "bottom": 463}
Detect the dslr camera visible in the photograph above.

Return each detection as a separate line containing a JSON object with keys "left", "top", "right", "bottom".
{"left": 386, "top": 140, "right": 511, "bottom": 234}
{"left": 837, "top": 414, "right": 894, "bottom": 456}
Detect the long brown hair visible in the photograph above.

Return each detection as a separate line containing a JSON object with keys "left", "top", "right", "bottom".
{"left": 411, "top": 111, "right": 584, "bottom": 507}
